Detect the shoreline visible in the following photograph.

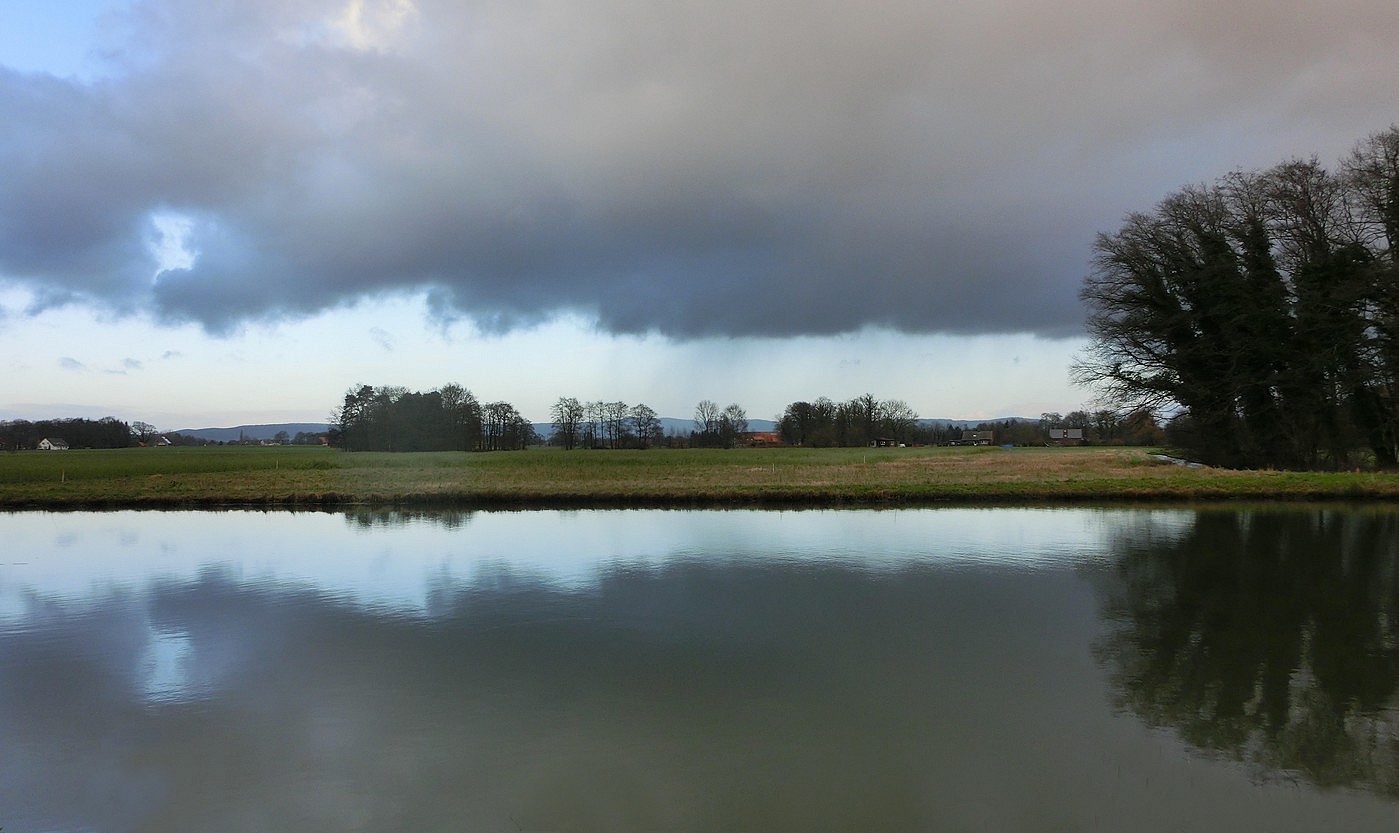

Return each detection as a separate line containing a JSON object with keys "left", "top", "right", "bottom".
{"left": 5, "top": 486, "right": 1399, "bottom": 512}
{"left": 3, "top": 445, "right": 1399, "bottom": 510}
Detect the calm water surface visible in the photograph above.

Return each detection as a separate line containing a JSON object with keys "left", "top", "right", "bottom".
{"left": 2, "top": 507, "right": 1397, "bottom": 832}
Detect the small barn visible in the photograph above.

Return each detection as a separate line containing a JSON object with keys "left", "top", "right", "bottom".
{"left": 38, "top": 438, "right": 70, "bottom": 451}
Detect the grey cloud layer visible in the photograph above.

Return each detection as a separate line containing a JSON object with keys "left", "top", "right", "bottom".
{"left": 1, "top": 0, "right": 1395, "bottom": 337}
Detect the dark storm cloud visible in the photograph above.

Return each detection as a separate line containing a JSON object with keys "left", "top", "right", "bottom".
{"left": 1, "top": 0, "right": 1396, "bottom": 338}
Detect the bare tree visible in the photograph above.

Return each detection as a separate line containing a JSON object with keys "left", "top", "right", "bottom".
{"left": 1076, "top": 127, "right": 1399, "bottom": 468}
{"left": 778, "top": 401, "right": 818, "bottom": 446}
{"left": 439, "top": 383, "right": 482, "bottom": 451}
{"left": 584, "top": 401, "right": 606, "bottom": 449}
{"left": 878, "top": 399, "right": 918, "bottom": 443}
{"left": 629, "top": 403, "right": 661, "bottom": 449}
{"left": 719, "top": 403, "right": 748, "bottom": 448}
{"left": 550, "top": 396, "right": 584, "bottom": 450}
{"left": 131, "top": 421, "right": 159, "bottom": 444}
{"left": 483, "top": 401, "right": 531, "bottom": 450}
{"left": 603, "top": 401, "right": 629, "bottom": 448}
{"left": 693, "top": 399, "right": 720, "bottom": 445}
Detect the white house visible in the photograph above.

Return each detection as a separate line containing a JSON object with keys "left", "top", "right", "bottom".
{"left": 38, "top": 438, "right": 70, "bottom": 451}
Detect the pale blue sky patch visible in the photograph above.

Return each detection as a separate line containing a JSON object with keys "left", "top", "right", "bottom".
{"left": 0, "top": 0, "right": 115, "bottom": 79}
{"left": 139, "top": 626, "right": 198, "bottom": 704}
{"left": 146, "top": 211, "right": 198, "bottom": 282}
{"left": 0, "top": 290, "right": 1092, "bottom": 426}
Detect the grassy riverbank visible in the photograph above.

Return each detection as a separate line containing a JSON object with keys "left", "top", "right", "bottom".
{"left": 3, "top": 445, "right": 1399, "bottom": 508}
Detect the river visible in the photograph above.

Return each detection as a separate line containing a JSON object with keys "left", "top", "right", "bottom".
{"left": 2, "top": 507, "right": 1397, "bottom": 832}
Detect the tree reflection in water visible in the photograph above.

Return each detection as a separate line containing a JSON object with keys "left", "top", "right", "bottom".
{"left": 343, "top": 508, "right": 477, "bottom": 530}
{"left": 1098, "top": 508, "right": 1399, "bottom": 795}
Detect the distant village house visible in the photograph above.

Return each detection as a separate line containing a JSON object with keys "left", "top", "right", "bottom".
{"left": 38, "top": 438, "right": 70, "bottom": 451}
{"left": 1047, "top": 427, "right": 1084, "bottom": 445}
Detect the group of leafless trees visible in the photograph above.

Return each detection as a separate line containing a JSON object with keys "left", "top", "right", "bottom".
{"left": 548, "top": 398, "right": 666, "bottom": 450}
{"left": 547, "top": 398, "right": 752, "bottom": 449}
{"left": 775, "top": 395, "right": 918, "bottom": 447}
{"left": 689, "top": 400, "right": 749, "bottom": 448}
{"left": 1077, "top": 126, "right": 1399, "bottom": 469}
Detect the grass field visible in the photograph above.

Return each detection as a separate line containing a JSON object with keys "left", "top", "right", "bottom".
{"left": 3, "top": 444, "right": 1399, "bottom": 508}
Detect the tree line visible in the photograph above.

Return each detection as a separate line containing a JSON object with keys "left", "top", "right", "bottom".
{"left": 775, "top": 395, "right": 917, "bottom": 446}
{"left": 1078, "top": 126, "right": 1399, "bottom": 469}
{"left": 0, "top": 417, "right": 334, "bottom": 450}
{"left": 777, "top": 399, "right": 1164, "bottom": 447}
{"left": 331, "top": 384, "right": 1170, "bottom": 453}
{"left": 550, "top": 398, "right": 760, "bottom": 449}
{"left": 333, "top": 384, "right": 536, "bottom": 452}
{"left": 548, "top": 398, "right": 668, "bottom": 449}
{"left": 1035, "top": 410, "right": 1165, "bottom": 446}
{"left": 0, "top": 391, "right": 1164, "bottom": 455}
{"left": 0, "top": 417, "right": 135, "bottom": 450}
{"left": 541, "top": 393, "right": 1162, "bottom": 449}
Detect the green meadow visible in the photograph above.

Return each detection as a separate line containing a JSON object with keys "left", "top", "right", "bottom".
{"left": 3, "top": 444, "right": 1399, "bottom": 508}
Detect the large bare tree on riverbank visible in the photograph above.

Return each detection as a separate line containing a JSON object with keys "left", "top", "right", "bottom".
{"left": 1076, "top": 126, "right": 1399, "bottom": 469}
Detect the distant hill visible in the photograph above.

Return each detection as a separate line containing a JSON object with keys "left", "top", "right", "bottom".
{"left": 662, "top": 417, "right": 777, "bottom": 434}
{"left": 530, "top": 417, "right": 778, "bottom": 438}
{"left": 919, "top": 417, "right": 1038, "bottom": 429}
{"left": 171, "top": 423, "right": 331, "bottom": 443}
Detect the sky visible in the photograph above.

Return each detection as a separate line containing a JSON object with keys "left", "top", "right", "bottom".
{"left": 1, "top": 0, "right": 1396, "bottom": 429}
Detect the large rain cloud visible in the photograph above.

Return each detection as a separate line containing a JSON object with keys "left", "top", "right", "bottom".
{"left": 1, "top": 0, "right": 1396, "bottom": 338}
